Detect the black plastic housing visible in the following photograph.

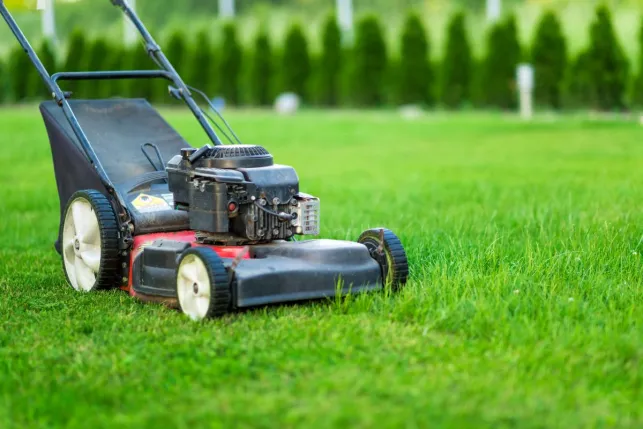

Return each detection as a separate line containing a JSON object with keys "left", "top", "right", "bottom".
{"left": 132, "top": 240, "right": 191, "bottom": 297}
{"left": 189, "top": 181, "right": 229, "bottom": 233}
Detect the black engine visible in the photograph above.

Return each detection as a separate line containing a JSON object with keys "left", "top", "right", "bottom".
{"left": 166, "top": 144, "right": 320, "bottom": 244}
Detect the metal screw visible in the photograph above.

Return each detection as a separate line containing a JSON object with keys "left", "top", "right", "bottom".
{"left": 273, "top": 228, "right": 279, "bottom": 235}
{"left": 122, "top": 251, "right": 127, "bottom": 256}
{"left": 259, "top": 199, "right": 267, "bottom": 206}
{"left": 272, "top": 197, "right": 280, "bottom": 205}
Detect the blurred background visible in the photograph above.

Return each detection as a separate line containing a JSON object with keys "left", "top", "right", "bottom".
{"left": 0, "top": 0, "right": 641, "bottom": 113}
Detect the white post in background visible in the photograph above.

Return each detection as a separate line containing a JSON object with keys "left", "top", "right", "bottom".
{"left": 38, "top": 0, "right": 57, "bottom": 43}
{"left": 124, "top": 0, "right": 137, "bottom": 45}
{"left": 517, "top": 64, "right": 534, "bottom": 120}
{"left": 336, "top": 0, "right": 354, "bottom": 44}
{"left": 219, "top": 0, "right": 235, "bottom": 18}
{"left": 486, "top": 0, "right": 501, "bottom": 23}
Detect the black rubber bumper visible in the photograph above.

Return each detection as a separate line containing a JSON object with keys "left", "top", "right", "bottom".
{"left": 232, "top": 239, "right": 383, "bottom": 308}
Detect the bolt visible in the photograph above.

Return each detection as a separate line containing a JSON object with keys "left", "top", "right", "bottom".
{"left": 122, "top": 277, "right": 128, "bottom": 283}
{"left": 122, "top": 251, "right": 127, "bottom": 256}
{"left": 251, "top": 196, "right": 256, "bottom": 201}
{"left": 122, "top": 262, "right": 127, "bottom": 268}
{"left": 259, "top": 199, "right": 267, "bottom": 206}
{"left": 273, "top": 228, "right": 279, "bottom": 235}
{"left": 272, "top": 197, "right": 280, "bottom": 205}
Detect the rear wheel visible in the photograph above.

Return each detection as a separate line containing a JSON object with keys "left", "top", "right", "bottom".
{"left": 358, "top": 228, "right": 409, "bottom": 290}
{"left": 176, "top": 247, "right": 231, "bottom": 321}
{"left": 61, "top": 190, "right": 121, "bottom": 292}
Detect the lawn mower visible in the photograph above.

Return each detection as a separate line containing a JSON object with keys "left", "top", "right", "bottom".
{"left": 0, "top": 0, "right": 409, "bottom": 320}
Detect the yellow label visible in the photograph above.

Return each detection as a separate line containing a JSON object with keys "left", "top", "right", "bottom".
{"left": 131, "top": 194, "right": 170, "bottom": 213}
{"left": 4, "top": 0, "right": 41, "bottom": 11}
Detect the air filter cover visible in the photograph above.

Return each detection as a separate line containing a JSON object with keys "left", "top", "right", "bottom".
{"left": 197, "top": 144, "right": 274, "bottom": 169}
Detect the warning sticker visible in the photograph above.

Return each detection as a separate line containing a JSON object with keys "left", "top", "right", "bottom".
{"left": 161, "top": 193, "right": 175, "bottom": 206}
{"left": 132, "top": 194, "right": 171, "bottom": 213}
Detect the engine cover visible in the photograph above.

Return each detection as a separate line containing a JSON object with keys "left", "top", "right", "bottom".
{"left": 166, "top": 144, "right": 319, "bottom": 244}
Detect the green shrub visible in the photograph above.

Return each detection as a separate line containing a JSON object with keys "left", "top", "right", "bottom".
{"left": 632, "top": 17, "right": 643, "bottom": 107}
{"left": 531, "top": 10, "right": 567, "bottom": 109}
{"left": 317, "top": 13, "right": 342, "bottom": 106}
{"left": 482, "top": 15, "right": 521, "bottom": 109}
{"left": 470, "top": 57, "right": 485, "bottom": 108}
{"left": 398, "top": 11, "right": 433, "bottom": 105}
{"left": 8, "top": 45, "right": 33, "bottom": 102}
{"left": 188, "top": 30, "right": 215, "bottom": 96}
{"left": 441, "top": 11, "right": 472, "bottom": 109}
{"left": 63, "top": 29, "right": 87, "bottom": 97}
{"left": 352, "top": 14, "right": 387, "bottom": 106}
{"left": 587, "top": 4, "right": 629, "bottom": 110}
{"left": 565, "top": 50, "right": 593, "bottom": 109}
{"left": 104, "top": 45, "right": 127, "bottom": 98}
{"left": 282, "top": 22, "right": 311, "bottom": 101}
{"left": 126, "top": 46, "right": 156, "bottom": 101}
{"left": 0, "top": 57, "right": 5, "bottom": 104}
{"left": 250, "top": 29, "right": 273, "bottom": 106}
{"left": 30, "top": 39, "right": 57, "bottom": 99}
{"left": 218, "top": 22, "right": 243, "bottom": 105}
{"left": 82, "top": 38, "right": 110, "bottom": 98}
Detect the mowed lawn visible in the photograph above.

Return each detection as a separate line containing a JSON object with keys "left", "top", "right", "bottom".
{"left": 1, "top": 107, "right": 643, "bottom": 428}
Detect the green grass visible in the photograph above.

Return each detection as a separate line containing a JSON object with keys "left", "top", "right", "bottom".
{"left": 1, "top": 107, "right": 643, "bottom": 428}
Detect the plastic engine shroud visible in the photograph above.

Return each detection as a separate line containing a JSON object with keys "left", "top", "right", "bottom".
{"left": 195, "top": 144, "right": 274, "bottom": 169}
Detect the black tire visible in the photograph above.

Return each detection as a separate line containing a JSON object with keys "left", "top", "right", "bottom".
{"left": 60, "top": 190, "right": 121, "bottom": 291}
{"left": 176, "top": 247, "right": 231, "bottom": 320}
{"left": 358, "top": 228, "right": 409, "bottom": 290}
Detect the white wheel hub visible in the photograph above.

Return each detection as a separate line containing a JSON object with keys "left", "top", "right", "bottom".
{"left": 177, "top": 254, "right": 212, "bottom": 321}
{"left": 62, "top": 198, "right": 101, "bottom": 292}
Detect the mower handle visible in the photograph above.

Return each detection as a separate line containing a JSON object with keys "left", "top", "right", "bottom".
{"left": 52, "top": 70, "right": 174, "bottom": 83}
{"left": 110, "top": 0, "right": 223, "bottom": 146}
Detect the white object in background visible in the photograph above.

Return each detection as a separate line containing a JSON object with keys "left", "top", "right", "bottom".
{"left": 123, "top": 0, "right": 137, "bottom": 45}
{"left": 274, "top": 93, "right": 300, "bottom": 115}
{"left": 219, "top": 0, "right": 235, "bottom": 18}
{"left": 486, "top": 0, "right": 501, "bottom": 23}
{"left": 517, "top": 64, "right": 534, "bottom": 120}
{"left": 40, "top": 0, "right": 56, "bottom": 42}
{"left": 336, "top": 0, "right": 354, "bottom": 43}
{"left": 399, "top": 105, "right": 423, "bottom": 120}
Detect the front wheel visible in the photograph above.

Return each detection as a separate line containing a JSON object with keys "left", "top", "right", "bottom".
{"left": 358, "top": 228, "right": 409, "bottom": 290}
{"left": 61, "top": 190, "right": 121, "bottom": 292}
{"left": 176, "top": 247, "right": 231, "bottom": 321}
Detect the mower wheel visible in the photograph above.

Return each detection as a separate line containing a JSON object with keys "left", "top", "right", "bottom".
{"left": 176, "top": 247, "right": 231, "bottom": 321}
{"left": 61, "top": 190, "right": 121, "bottom": 292}
{"left": 358, "top": 228, "right": 409, "bottom": 290}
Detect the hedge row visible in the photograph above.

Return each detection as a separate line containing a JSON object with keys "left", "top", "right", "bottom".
{"left": 0, "top": 5, "right": 639, "bottom": 111}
